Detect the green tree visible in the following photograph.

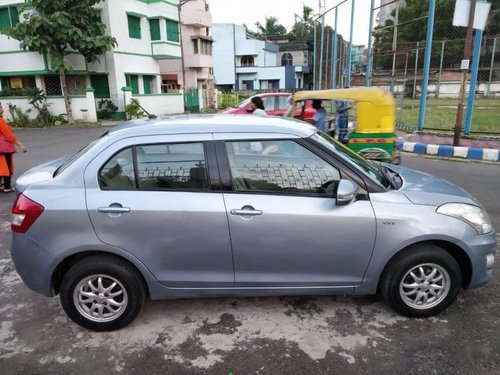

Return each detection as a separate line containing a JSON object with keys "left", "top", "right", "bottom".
{"left": 372, "top": 0, "right": 500, "bottom": 70}
{"left": 5, "top": 0, "right": 117, "bottom": 123}
{"left": 291, "top": 5, "right": 316, "bottom": 42}
{"left": 255, "top": 16, "right": 287, "bottom": 36}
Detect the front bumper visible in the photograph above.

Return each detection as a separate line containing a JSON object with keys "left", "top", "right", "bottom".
{"left": 464, "top": 230, "right": 497, "bottom": 289}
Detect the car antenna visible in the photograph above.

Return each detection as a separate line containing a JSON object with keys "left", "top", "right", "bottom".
{"left": 130, "top": 98, "right": 157, "bottom": 119}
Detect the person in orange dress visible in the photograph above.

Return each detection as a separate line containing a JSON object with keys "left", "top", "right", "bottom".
{"left": 0, "top": 102, "right": 27, "bottom": 193}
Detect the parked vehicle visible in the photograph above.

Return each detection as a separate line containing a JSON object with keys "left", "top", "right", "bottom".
{"left": 219, "top": 92, "right": 315, "bottom": 119}
{"left": 10, "top": 115, "right": 496, "bottom": 331}
{"left": 292, "top": 87, "right": 401, "bottom": 163}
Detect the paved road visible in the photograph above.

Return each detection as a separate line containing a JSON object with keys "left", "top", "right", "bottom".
{"left": 1, "top": 127, "right": 499, "bottom": 374}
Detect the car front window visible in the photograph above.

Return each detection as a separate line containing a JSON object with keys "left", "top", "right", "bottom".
{"left": 225, "top": 140, "right": 341, "bottom": 195}
{"left": 312, "top": 132, "right": 387, "bottom": 188}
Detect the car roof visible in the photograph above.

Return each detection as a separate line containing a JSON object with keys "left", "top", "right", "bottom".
{"left": 109, "top": 114, "right": 317, "bottom": 138}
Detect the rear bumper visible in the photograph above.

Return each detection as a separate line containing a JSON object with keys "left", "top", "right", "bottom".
{"left": 10, "top": 233, "right": 61, "bottom": 297}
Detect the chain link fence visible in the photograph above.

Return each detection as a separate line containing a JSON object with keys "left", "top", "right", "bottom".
{"left": 310, "top": 0, "right": 499, "bottom": 135}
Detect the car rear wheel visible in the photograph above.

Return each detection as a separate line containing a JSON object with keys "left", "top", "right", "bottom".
{"left": 60, "top": 256, "right": 146, "bottom": 331}
{"left": 380, "top": 244, "right": 462, "bottom": 318}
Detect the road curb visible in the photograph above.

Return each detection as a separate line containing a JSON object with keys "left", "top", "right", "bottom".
{"left": 396, "top": 140, "right": 500, "bottom": 162}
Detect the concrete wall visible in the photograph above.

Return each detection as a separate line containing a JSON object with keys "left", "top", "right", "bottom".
{"left": 130, "top": 93, "right": 184, "bottom": 115}
{"left": 213, "top": 24, "right": 236, "bottom": 86}
{"left": 2, "top": 95, "right": 96, "bottom": 122}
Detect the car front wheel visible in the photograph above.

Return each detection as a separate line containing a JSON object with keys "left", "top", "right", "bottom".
{"left": 60, "top": 255, "right": 146, "bottom": 331}
{"left": 380, "top": 244, "right": 462, "bottom": 318}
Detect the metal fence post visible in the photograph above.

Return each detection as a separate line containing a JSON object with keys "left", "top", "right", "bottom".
{"left": 319, "top": 15, "right": 326, "bottom": 90}
{"left": 331, "top": 7, "right": 338, "bottom": 90}
{"left": 390, "top": 1, "right": 400, "bottom": 94}
{"left": 365, "top": 0, "right": 375, "bottom": 87}
{"left": 346, "top": 0, "right": 355, "bottom": 87}
{"left": 436, "top": 41, "right": 445, "bottom": 98}
{"left": 413, "top": 42, "right": 419, "bottom": 100}
{"left": 486, "top": 37, "right": 497, "bottom": 96}
{"left": 464, "top": 30, "right": 483, "bottom": 135}
{"left": 313, "top": 24, "right": 317, "bottom": 89}
{"left": 417, "top": 0, "right": 436, "bottom": 131}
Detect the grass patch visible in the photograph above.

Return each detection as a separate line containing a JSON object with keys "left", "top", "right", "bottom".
{"left": 395, "top": 97, "right": 500, "bottom": 134}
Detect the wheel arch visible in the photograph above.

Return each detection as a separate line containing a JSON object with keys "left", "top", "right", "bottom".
{"left": 378, "top": 240, "right": 472, "bottom": 291}
{"left": 51, "top": 251, "right": 150, "bottom": 297}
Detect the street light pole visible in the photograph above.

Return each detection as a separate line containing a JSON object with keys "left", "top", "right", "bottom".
{"left": 453, "top": 0, "right": 477, "bottom": 146}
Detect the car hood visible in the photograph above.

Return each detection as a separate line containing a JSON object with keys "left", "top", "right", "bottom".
{"left": 15, "top": 155, "right": 71, "bottom": 192}
{"left": 388, "top": 165, "right": 480, "bottom": 207}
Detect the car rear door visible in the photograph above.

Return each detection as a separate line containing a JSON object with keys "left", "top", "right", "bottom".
{"left": 84, "top": 134, "right": 234, "bottom": 288}
{"left": 215, "top": 136, "right": 377, "bottom": 290}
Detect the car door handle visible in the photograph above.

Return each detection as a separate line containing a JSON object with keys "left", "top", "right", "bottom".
{"left": 97, "top": 206, "right": 131, "bottom": 214}
{"left": 230, "top": 209, "right": 263, "bottom": 216}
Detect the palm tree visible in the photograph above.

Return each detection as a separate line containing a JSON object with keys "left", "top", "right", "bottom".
{"left": 292, "top": 5, "right": 316, "bottom": 42}
{"left": 255, "top": 16, "right": 287, "bottom": 36}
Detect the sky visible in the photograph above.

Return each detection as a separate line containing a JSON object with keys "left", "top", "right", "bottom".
{"left": 208, "top": 0, "right": 379, "bottom": 45}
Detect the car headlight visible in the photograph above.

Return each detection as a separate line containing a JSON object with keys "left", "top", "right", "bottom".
{"left": 436, "top": 203, "right": 493, "bottom": 235}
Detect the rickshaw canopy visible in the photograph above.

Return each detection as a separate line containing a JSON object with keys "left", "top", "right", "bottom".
{"left": 292, "top": 87, "right": 395, "bottom": 134}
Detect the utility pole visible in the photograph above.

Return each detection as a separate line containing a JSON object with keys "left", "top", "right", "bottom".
{"left": 178, "top": 0, "right": 190, "bottom": 113}
{"left": 453, "top": 0, "right": 477, "bottom": 146}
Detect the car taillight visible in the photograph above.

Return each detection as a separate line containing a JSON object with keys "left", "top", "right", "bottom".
{"left": 11, "top": 194, "right": 44, "bottom": 234}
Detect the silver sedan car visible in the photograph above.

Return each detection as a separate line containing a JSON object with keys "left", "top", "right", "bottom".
{"left": 10, "top": 115, "right": 496, "bottom": 331}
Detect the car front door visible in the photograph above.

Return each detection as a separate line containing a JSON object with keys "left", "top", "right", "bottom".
{"left": 84, "top": 134, "right": 234, "bottom": 287}
{"left": 217, "top": 137, "right": 376, "bottom": 290}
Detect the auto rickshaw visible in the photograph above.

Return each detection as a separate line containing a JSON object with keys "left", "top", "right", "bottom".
{"left": 291, "top": 87, "right": 400, "bottom": 164}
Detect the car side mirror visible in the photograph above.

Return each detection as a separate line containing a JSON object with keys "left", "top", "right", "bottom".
{"left": 336, "top": 179, "right": 358, "bottom": 206}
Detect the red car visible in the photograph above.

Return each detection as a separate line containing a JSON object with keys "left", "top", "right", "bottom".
{"left": 219, "top": 92, "right": 315, "bottom": 119}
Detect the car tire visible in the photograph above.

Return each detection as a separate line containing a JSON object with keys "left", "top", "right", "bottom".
{"left": 379, "top": 244, "right": 462, "bottom": 318}
{"left": 60, "top": 255, "right": 146, "bottom": 331}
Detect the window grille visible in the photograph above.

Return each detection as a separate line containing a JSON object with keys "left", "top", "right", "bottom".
{"left": 66, "top": 75, "right": 86, "bottom": 95}
{"left": 241, "top": 56, "right": 254, "bottom": 67}
{"left": 44, "top": 76, "right": 62, "bottom": 96}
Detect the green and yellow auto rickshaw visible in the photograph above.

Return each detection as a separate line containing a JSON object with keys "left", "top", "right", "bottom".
{"left": 291, "top": 87, "right": 400, "bottom": 164}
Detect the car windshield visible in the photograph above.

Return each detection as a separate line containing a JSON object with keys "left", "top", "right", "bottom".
{"left": 237, "top": 98, "right": 251, "bottom": 109}
{"left": 54, "top": 131, "right": 109, "bottom": 176}
{"left": 312, "top": 132, "right": 387, "bottom": 187}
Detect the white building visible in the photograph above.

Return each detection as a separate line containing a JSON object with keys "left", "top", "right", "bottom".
{"left": 0, "top": 0, "right": 184, "bottom": 121}
{"left": 212, "top": 24, "right": 297, "bottom": 91}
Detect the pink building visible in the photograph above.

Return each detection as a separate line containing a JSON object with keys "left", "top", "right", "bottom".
{"left": 159, "top": 0, "right": 215, "bottom": 110}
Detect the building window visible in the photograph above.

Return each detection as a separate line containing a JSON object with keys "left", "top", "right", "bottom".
{"left": 125, "top": 74, "right": 139, "bottom": 95}
{"left": 149, "top": 19, "right": 161, "bottom": 41}
{"left": 0, "top": 76, "right": 36, "bottom": 94}
{"left": 0, "top": 6, "right": 19, "bottom": 33}
{"left": 166, "top": 19, "right": 179, "bottom": 43}
{"left": 66, "top": 75, "right": 86, "bottom": 95}
{"left": 281, "top": 52, "right": 293, "bottom": 66}
{"left": 192, "top": 38, "right": 212, "bottom": 55}
{"left": 241, "top": 56, "right": 254, "bottom": 67}
{"left": 143, "top": 75, "right": 154, "bottom": 94}
{"left": 128, "top": 15, "right": 141, "bottom": 39}
{"left": 44, "top": 76, "right": 62, "bottom": 96}
{"left": 90, "top": 74, "right": 111, "bottom": 99}
{"left": 200, "top": 39, "right": 212, "bottom": 55}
